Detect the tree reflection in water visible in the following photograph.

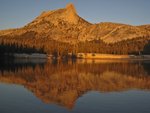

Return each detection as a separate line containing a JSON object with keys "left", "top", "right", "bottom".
{"left": 0, "top": 59, "right": 150, "bottom": 109}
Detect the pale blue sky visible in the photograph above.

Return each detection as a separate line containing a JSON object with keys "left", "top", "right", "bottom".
{"left": 0, "top": 0, "right": 150, "bottom": 30}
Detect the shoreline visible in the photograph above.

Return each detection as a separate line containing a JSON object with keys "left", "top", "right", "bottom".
{"left": 4, "top": 53, "right": 150, "bottom": 60}
{"left": 76, "top": 53, "right": 150, "bottom": 59}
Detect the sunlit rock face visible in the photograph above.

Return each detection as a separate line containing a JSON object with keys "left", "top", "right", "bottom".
{"left": 0, "top": 60, "right": 150, "bottom": 109}
{"left": 0, "top": 3, "right": 150, "bottom": 48}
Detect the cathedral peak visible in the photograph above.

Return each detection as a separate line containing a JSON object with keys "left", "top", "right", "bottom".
{"left": 65, "top": 3, "right": 77, "bottom": 14}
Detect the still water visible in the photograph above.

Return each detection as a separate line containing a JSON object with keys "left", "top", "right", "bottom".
{"left": 0, "top": 58, "right": 150, "bottom": 113}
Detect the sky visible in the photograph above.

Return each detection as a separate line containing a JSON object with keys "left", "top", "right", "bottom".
{"left": 0, "top": 0, "right": 150, "bottom": 30}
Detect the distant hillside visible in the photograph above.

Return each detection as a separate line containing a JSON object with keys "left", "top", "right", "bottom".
{"left": 0, "top": 3, "right": 150, "bottom": 55}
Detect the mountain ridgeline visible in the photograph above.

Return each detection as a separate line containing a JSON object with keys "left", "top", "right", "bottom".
{"left": 0, "top": 3, "right": 150, "bottom": 55}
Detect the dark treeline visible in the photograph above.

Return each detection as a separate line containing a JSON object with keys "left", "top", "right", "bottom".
{"left": 0, "top": 42, "right": 44, "bottom": 54}
{"left": 0, "top": 35, "right": 150, "bottom": 56}
{"left": 78, "top": 36, "right": 150, "bottom": 55}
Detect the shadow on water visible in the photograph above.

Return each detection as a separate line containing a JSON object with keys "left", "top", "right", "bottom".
{"left": 141, "top": 61, "right": 150, "bottom": 75}
{"left": 0, "top": 56, "right": 46, "bottom": 72}
{"left": 0, "top": 58, "right": 150, "bottom": 109}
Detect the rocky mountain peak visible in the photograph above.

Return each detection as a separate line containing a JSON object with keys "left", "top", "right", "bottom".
{"left": 64, "top": 3, "right": 79, "bottom": 24}
{"left": 0, "top": 3, "right": 150, "bottom": 45}
{"left": 28, "top": 3, "right": 79, "bottom": 26}
{"left": 65, "top": 3, "right": 77, "bottom": 14}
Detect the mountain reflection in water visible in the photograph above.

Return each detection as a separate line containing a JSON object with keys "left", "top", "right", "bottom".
{"left": 0, "top": 59, "right": 150, "bottom": 109}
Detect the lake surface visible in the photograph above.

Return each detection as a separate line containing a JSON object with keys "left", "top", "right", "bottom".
{"left": 0, "top": 58, "right": 150, "bottom": 113}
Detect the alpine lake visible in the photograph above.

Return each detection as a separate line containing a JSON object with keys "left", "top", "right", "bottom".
{"left": 0, "top": 57, "right": 150, "bottom": 113}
